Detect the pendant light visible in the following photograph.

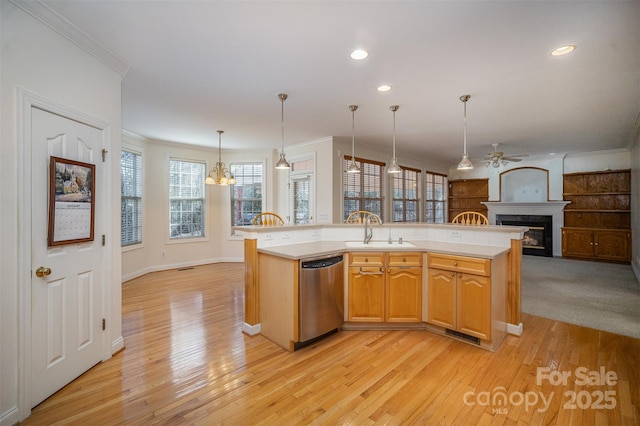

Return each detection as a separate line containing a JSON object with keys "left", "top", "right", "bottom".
{"left": 388, "top": 105, "right": 402, "bottom": 174}
{"left": 347, "top": 105, "right": 360, "bottom": 173}
{"left": 205, "top": 130, "right": 236, "bottom": 185}
{"left": 275, "top": 93, "right": 291, "bottom": 170}
{"left": 457, "top": 95, "right": 474, "bottom": 170}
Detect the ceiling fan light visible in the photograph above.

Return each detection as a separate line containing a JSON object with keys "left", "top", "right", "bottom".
{"left": 457, "top": 154, "right": 474, "bottom": 170}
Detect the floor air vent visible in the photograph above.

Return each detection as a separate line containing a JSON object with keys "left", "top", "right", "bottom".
{"left": 446, "top": 329, "right": 480, "bottom": 345}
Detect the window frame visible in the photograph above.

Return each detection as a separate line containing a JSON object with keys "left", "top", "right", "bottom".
{"left": 424, "top": 171, "right": 448, "bottom": 223}
{"left": 343, "top": 155, "right": 386, "bottom": 222}
{"left": 167, "top": 157, "right": 207, "bottom": 242}
{"left": 120, "top": 148, "right": 143, "bottom": 248}
{"left": 229, "top": 161, "right": 265, "bottom": 229}
{"left": 390, "top": 166, "right": 420, "bottom": 223}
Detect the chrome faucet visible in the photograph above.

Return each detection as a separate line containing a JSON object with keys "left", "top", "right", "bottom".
{"left": 364, "top": 217, "right": 373, "bottom": 244}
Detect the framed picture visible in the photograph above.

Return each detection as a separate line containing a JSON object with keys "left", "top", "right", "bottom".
{"left": 48, "top": 156, "right": 96, "bottom": 246}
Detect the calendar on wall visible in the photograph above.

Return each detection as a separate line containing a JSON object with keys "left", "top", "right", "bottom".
{"left": 48, "top": 156, "right": 96, "bottom": 246}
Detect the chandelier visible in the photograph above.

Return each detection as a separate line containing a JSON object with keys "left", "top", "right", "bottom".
{"left": 205, "top": 130, "right": 236, "bottom": 185}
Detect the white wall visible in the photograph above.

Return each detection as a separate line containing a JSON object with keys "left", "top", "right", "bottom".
{"left": 121, "top": 133, "right": 275, "bottom": 281}
{"left": 1, "top": 2, "right": 123, "bottom": 424}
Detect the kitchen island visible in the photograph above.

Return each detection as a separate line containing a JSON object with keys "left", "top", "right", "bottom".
{"left": 236, "top": 223, "right": 526, "bottom": 352}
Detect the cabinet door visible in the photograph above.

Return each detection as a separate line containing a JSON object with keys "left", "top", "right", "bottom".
{"left": 348, "top": 266, "right": 385, "bottom": 322}
{"left": 427, "top": 268, "right": 456, "bottom": 329}
{"left": 562, "top": 229, "right": 594, "bottom": 259}
{"left": 386, "top": 267, "right": 422, "bottom": 322}
{"left": 457, "top": 273, "right": 491, "bottom": 340}
{"left": 595, "top": 230, "right": 631, "bottom": 262}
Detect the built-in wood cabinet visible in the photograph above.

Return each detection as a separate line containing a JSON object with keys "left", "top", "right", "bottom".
{"left": 348, "top": 252, "right": 422, "bottom": 323}
{"left": 427, "top": 253, "right": 492, "bottom": 340}
{"left": 562, "top": 170, "right": 631, "bottom": 263}
{"left": 562, "top": 228, "right": 631, "bottom": 263}
{"left": 448, "top": 178, "right": 489, "bottom": 221}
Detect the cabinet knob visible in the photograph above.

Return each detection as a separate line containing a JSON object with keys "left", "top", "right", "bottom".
{"left": 453, "top": 262, "right": 458, "bottom": 266}
{"left": 451, "top": 272, "right": 455, "bottom": 277}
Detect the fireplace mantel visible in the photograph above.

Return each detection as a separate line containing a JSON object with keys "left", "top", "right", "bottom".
{"left": 482, "top": 201, "right": 570, "bottom": 257}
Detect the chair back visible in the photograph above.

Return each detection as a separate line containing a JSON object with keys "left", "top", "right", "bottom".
{"left": 345, "top": 210, "right": 382, "bottom": 224}
{"left": 252, "top": 212, "right": 285, "bottom": 226}
{"left": 451, "top": 211, "right": 489, "bottom": 225}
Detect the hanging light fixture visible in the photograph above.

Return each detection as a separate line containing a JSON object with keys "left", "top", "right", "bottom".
{"left": 275, "top": 93, "right": 291, "bottom": 170}
{"left": 388, "top": 105, "right": 402, "bottom": 174}
{"left": 205, "top": 130, "right": 236, "bottom": 185}
{"left": 347, "top": 105, "right": 360, "bottom": 173}
{"left": 457, "top": 94, "right": 474, "bottom": 170}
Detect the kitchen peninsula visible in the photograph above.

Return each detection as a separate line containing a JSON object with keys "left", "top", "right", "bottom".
{"left": 236, "top": 223, "right": 526, "bottom": 352}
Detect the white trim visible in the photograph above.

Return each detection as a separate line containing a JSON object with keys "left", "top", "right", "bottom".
{"left": 16, "top": 88, "right": 114, "bottom": 421}
{"left": 507, "top": 322, "right": 524, "bottom": 336}
{"left": 9, "top": 0, "right": 130, "bottom": 78}
{"left": 121, "top": 258, "right": 243, "bottom": 283}
{"left": 242, "top": 322, "right": 262, "bottom": 336}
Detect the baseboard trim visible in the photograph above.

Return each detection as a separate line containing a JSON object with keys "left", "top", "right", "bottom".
{"left": 122, "top": 258, "right": 243, "bottom": 283}
{"left": 111, "top": 336, "right": 125, "bottom": 355}
{"left": 507, "top": 322, "right": 524, "bottom": 336}
{"left": 243, "top": 323, "right": 261, "bottom": 336}
{"left": 0, "top": 405, "right": 19, "bottom": 426}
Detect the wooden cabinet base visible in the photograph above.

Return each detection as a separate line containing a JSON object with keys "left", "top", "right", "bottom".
{"left": 425, "top": 323, "right": 506, "bottom": 352}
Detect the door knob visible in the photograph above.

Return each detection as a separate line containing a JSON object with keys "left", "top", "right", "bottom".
{"left": 35, "top": 266, "right": 51, "bottom": 277}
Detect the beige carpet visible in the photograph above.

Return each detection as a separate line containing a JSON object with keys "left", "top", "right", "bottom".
{"left": 521, "top": 255, "right": 640, "bottom": 339}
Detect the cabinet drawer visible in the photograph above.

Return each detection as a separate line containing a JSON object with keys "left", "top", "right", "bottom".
{"left": 349, "top": 252, "right": 385, "bottom": 267}
{"left": 427, "top": 253, "right": 490, "bottom": 277}
{"left": 387, "top": 252, "right": 422, "bottom": 267}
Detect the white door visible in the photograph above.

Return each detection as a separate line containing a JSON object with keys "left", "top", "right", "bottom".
{"left": 30, "top": 107, "right": 105, "bottom": 407}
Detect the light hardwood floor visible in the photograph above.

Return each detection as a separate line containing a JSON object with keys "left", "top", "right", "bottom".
{"left": 23, "top": 263, "right": 639, "bottom": 425}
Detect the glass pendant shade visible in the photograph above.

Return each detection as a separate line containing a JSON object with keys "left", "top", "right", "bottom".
{"left": 388, "top": 105, "right": 402, "bottom": 174}
{"left": 206, "top": 130, "right": 236, "bottom": 185}
{"left": 347, "top": 104, "right": 360, "bottom": 173}
{"left": 457, "top": 95, "right": 474, "bottom": 170}
{"left": 275, "top": 93, "right": 290, "bottom": 170}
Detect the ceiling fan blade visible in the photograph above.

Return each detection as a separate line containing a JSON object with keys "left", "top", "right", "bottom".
{"left": 501, "top": 157, "right": 523, "bottom": 162}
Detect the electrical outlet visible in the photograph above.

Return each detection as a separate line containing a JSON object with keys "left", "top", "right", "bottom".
{"left": 449, "top": 230, "right": 462, "bottom": 239}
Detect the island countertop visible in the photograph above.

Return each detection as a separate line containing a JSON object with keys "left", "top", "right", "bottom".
{"left": 257, "top": 240, "right": 510, "bottom": 260}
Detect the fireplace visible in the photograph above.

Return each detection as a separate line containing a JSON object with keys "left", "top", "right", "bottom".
{"left": 496, "top": 215, "right": 553, "bottom": 257}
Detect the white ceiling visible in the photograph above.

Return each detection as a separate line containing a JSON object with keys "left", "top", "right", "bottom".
{"left": 42, "top": 0, "right": 640, "bottom": 166}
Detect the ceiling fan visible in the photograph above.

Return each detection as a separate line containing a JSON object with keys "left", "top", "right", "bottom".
{"left": 484, "top": 143, "right": 529, "bottom": 167}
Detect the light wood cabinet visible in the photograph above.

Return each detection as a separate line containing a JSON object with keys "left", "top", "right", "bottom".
{"left": 427, "top": 253, "right": 499, "bottom": 344}
{"left": 562, "top": 228, "right": 631, "bottom": 263}
{"left": 348, "top": 252, "right": 422, "bottom": 323}
{"left": 563, "top": 170, "right": 631, "bottom": 263}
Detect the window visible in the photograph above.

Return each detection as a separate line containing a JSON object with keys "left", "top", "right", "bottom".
{"left": 230, "top": 162, "right": 263, "bottom": 226}
{"left": 425, "top": 171, "right": 447, "bottom": 223}
{"left": 391, "top": 167, "right": 419, "bottom": 223}
{"left": 169, "top": 159, "right": 205, "bottom": 239}
{"left": 121, "top": 150, "right": 142, "bottom": 246}
{"left": 290, "top": 157, "right": 314, "bottom": 224}
{"left": 343, "top": 156, "right": 385, "bottom": 222}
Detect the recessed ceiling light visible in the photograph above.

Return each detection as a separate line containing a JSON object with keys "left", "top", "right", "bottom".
{"left": 350, "top": 49, "right": 368, "bottom": 60}
{"left": 377, "top": 85, "right": 392, "bottom": 92}
{"left": 551, "top": 45, "right": 576, "bottom": 56}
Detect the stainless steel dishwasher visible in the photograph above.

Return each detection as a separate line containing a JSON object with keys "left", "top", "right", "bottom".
{"left": 297, "top": 254, "right": 344, "bottom": 349}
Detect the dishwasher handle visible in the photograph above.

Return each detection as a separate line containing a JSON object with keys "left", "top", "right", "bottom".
{"left": 301, "top": 255, "right": 343, "bottom": 269}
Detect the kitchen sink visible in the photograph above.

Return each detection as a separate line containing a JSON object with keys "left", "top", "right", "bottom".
{"left": 345, "top": 241, "right": 415, "bottom": 248}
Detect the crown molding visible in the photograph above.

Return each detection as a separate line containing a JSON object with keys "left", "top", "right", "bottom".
{"left": 9, "top": 0, "right": 130, "bottom": 78}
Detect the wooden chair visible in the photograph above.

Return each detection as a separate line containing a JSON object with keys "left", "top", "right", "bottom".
{"left": 345, "top": 210, "right": 382, "bottom": 224}
{"left": 451, "top": 211, "right": 489, "bottom": 225}
{"left": 252, "top": 212, "right": 284, "bottom": 226}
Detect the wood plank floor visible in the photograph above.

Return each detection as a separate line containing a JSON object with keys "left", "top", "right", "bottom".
{"left": 23, "top": 263, "right": 640, "bottom": 425}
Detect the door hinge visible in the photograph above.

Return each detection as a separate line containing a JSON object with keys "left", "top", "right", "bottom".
{"left": 102, "top": 149, "right": 108, "bottom": 162}
{"left": 102, "top": 235, "right": 106, "bottom": 246}
{"left": 102, "top": 318, "right": 106, "bottom": 331}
